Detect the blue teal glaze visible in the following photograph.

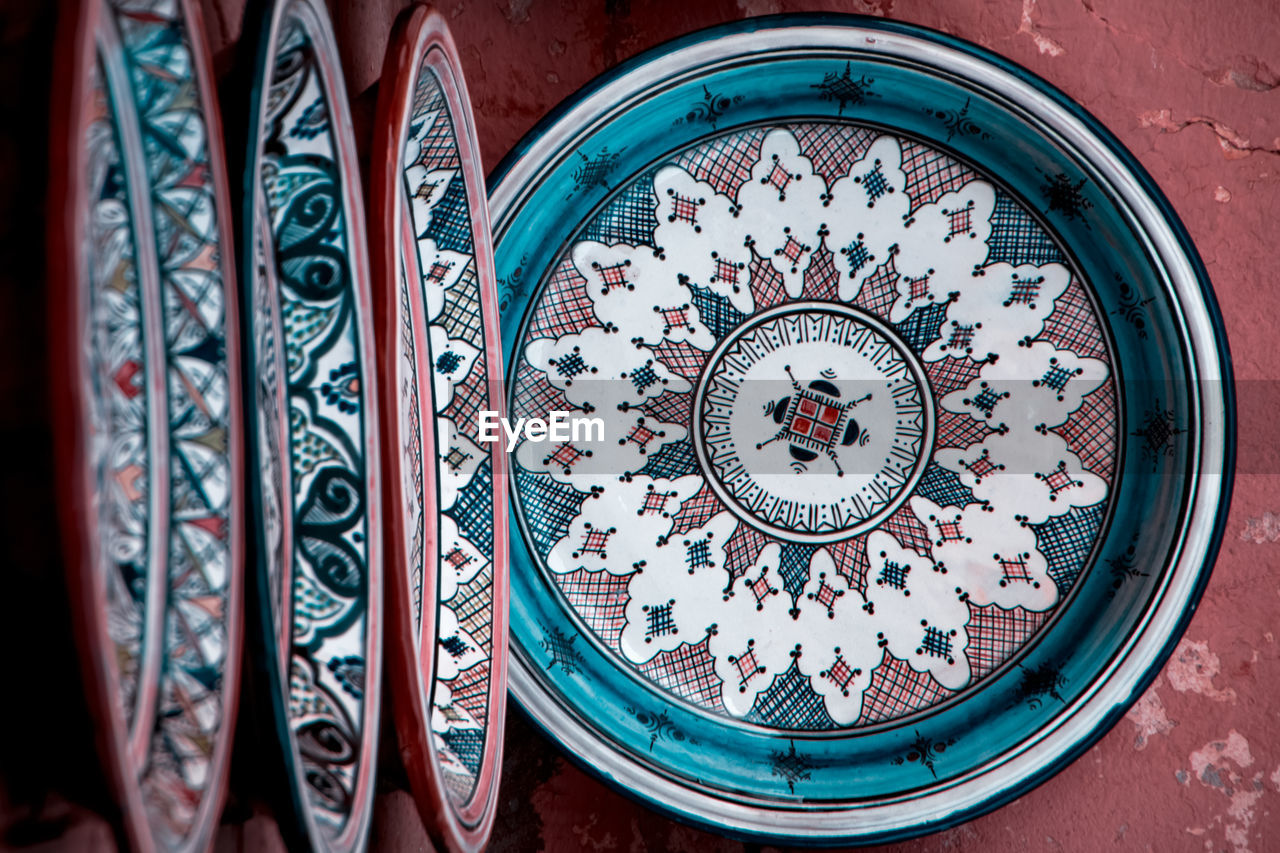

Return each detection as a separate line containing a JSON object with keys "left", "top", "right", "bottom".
{"left": 491, "top": 13, "right": 1234, "bottom": 844}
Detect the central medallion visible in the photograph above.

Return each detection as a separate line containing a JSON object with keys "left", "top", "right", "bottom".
{"left": 694, "top": 302, "right": 933, "bottom": 542}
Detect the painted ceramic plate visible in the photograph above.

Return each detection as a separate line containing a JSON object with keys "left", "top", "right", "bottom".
{"left": 239, "top": 0, "right": 382, "bottom": 849}
{"left": 48, "top": 0, "right": 243, "bottom": 849}
{"left": 491, "top": 15, "right": 1234, "bottom": 844}
{"left": 371, "top": 6, "right": 509, "bottom": 852}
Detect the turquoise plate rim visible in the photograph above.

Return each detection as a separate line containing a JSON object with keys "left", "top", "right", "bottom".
{"left": 488, "top": 13, "right": 1235, "bottom": 845}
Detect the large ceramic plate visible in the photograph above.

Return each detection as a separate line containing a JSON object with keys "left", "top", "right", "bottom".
{"left": 491, "top": 15, "right": 1233, "bottom": 844}
{"left": 239, "top": 0, "right": 382, "bottom": 849}
{"left": 371, "top": 6, "right": 509, "bottom": 852}
{"left": 48, "top": 0, "right": 243, "bottom": 849}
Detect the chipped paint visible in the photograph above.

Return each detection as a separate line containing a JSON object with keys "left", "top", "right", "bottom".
{"left": 1018, "top": 0, "right": 1066, "bottom": 56}
{"left": 1240, "top": 512, "right": 1280, "bottom": 542}
{"left": 1215, "top": 186, "right": 1232, "bottom": 203}
{"left": 1125, "top": 677, "right": 1175, "bottom": 749}
{"left": 1166, "top": 639, "right": 1238, "bottom": 703}
{"left": 1183, "top": 732, "right": 1266, "bottom": 853}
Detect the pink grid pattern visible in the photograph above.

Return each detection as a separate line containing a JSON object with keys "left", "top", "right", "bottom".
{"left": 448, "top": 659, "right": 491, "bottom": 730}
{"left": 672, "top": 128, "right": 768, "bottom": 198}
{"left": 413, "top": 105, "right": 462, "bottom": 173}
{"left": 851, "top": 254, "right": 899, "bottom": 318}
{"left": 857, "top": 654, "right": 956, "bottom": 725}
{"left": 723, "top": 523, "right": 768, "bottom": 580}
{"left": 637, "top": 638, "right": 727, "bottom": 713}
{"left": 749, "top": 256, "right": 789, "bottom": 310}
{"left": 900, "top": 140, "right": 975, "bottom": 211}
{"left": 441, "top": 358, "right": 487, "bottom": 439}
{"left": 526, "top": 258, "right": 596, "bottom": 340}
{"left": 643, "top": 387, "right": 692, "bottom": 426}
{"left": 1040, "top": 277, "right": 1108, "bottom": 359}
{"left": 452, "top": 564, "right": 494, "bottom": 652}
{"left": 790, "top": 122, "right": 876, "bottom": 185}
{"left": 883, "top": 505, "right": 934, "bottom": 556}
{"left": 651, "top": 339, "right": 707, "bottom": 381}
{"left": 1058, "top": 381, "right": 1118, "bottom": 482}
{"left": 669, "top": 484, "right": 722, "bottom": 536}
{"left": 925, "top": 356, "right": 983, "bottom": 396}
{"left": 557, "top": 568, "right": 630, "bottom": 649}
{"left": 803, "top": 245, "right": 840, "bottom": 301}
{"left": 966, "top": 602, "right": 1051, "bottom": 679}
{"left": 511, "top": 360, "right": 571, "bottom": 422}
{"left": 828, "top": 535, "right": 869, "bottom": 593}
{"left": 937, "top": 408, "right": 996, "bottom": 451}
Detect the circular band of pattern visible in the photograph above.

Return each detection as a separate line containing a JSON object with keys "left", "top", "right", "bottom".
{"left": 694, "top": 301, "right": 934, "bottom": 542}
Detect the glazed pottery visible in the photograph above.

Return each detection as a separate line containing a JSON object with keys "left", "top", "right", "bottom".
{"left": 371, "top": 6, "right": 509, "bottom": 852}
{"left": 490, "top": 15, "right": 1234, "bottom": 844}
{"left": 48, "top": 1, "right": 244, "bottom": 849}
{"left": 239, "top": 1, "right": 382, "bottom": 849}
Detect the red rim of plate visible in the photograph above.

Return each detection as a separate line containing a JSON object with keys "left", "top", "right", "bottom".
{"left": 371, "top": 5, "right": 509, "bottom": 851}
{"left": 46, "top": 0, "right": 244, "bottom": 849}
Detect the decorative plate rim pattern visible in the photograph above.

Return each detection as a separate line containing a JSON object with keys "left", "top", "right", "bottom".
{"left": 47, "top": 0, "right": 245, "bottom": 849}
{"left": 239, "top": 0, "right": 383, "bottom": 849}
{"left": 490, "top": 14, "right": 1234, "bottom": 844}
{"left": 371, "top": 6, "right": 510, "bottom": 852}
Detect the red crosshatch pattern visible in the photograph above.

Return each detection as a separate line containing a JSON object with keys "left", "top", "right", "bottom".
{"left": 749, "top": 255, "right": 789, "bottom": 310}
{"left": 412, "top": 108, "right": 463, "bottom": 173}
{"left": 852, "top": 253, "right": 900, "bottom": 317}
{"left": 1041, "top": 277, "right": 1109, "bottom": 359}
{"left": 900, "top": 139, "right": 976, "bottom": 211}
{"left": 723, "top": 523, "right": 768, "bottom": 580}
{"left": 828, "top": 535, "right": 870, "bottom": 593}
{"left": 672, "top": 127, "right": 767, "bottom": 198}
{"left": 714, "top": 257, "right": 741, "bottom": 287}
{"left": 669, "top": 484, "right": 721, "bottom": 536}
{"left": 803, "top": 246, "right": 840, "bottom": 301}
{"left": 946, "top": 205, "right": 973, "bottom": 239}
{"left": 453, "top": 564, "right": 495, "bottom": 652}
{"left": 883, "top": 505, "right": 933, "bottom": 556}
{"left": 440, "top": 356, "right": 486, "bottom": 438}
{"left": 967, "top": 602, "right": 1051, "bottom": 679}
{"left": 449, "top": 660, "right": 491, "bottom": 730}
{"left": 906, "top": 273, "right": 932, "bottom": 301}
{"left": 926, "top": 355, "right": 983, "bottom": 397}
{"left": 643, "top": 387, "right": 692, "bottom": 426}
{"left": 595, "top": 261, "right": 630, "bottom": 290}
{"left": 511, "top": 360, "right": 571, "bottom": 422}
{"left": 669, "top": 193, "right": 701, "bottom": 226}
{"left": 937, "top": 408, "right": 996, "bottom": 450}
{"left": 857, "top": 654, "right": 956, "bottom": 725}
{"left": 789, "top": 122, "right": 876, "bottom": 185}
{"left": 1042, "top": 465, "right": 1076, "bottom": 494}
{"left": 556, "top": 568, "right": 630, "bottom": 649}
{"left": 1059, "top": 382, "right": 1117, "bottom": 482}
{"left": 657, "top": 305, "right": 690, "bottom": 330}
{"left": 650, "top": 339, "right": 707, "bottom": 381}
{"left": 527, "top": 258, "right": 597, "bottom": 340}
{"left": 825, "top": 655, "right": 857, "bottom": 690}
{"left": 779, "top": 235, "right": 806, "bottom": 264}
{"left": 767, "top": 162, "right": 793, "bottom": 194}
{"left": 638, "top": 638, "right": 727, "bottom": 713}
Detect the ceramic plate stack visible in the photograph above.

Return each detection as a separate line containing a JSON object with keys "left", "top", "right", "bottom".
{"left": 239, "top": 1, "right": 382, "bottom": 849}
{"left": 370, "top": 7, "right": 510, "bottom": 851}
{"left": 48, "top": 1, "right": 244, "bottom": 849}
{"left": 491, "top": 15, "right": 1234, "bottom": 844}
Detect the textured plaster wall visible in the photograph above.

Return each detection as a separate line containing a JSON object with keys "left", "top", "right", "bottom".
{"left": 0, "top": 0, "right": 1276, "bottom": 851}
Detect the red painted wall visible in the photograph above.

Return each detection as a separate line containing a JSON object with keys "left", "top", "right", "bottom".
{"left": 2, "top": 1, "right": 1276, "bottom": 851}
